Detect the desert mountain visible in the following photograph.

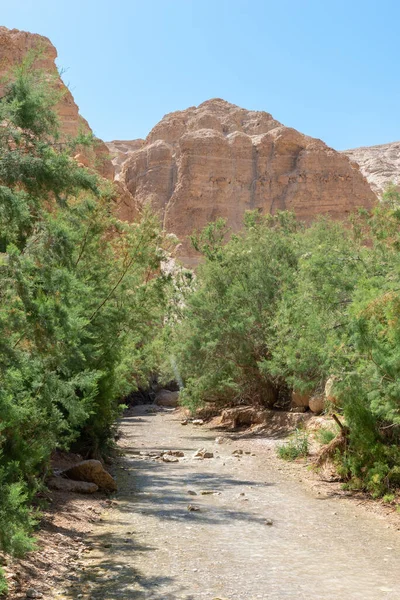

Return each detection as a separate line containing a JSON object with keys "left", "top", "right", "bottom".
{"left": 0, "top": 26, "right": 378, "bottom": 265}
{"left": 0, "top": 26, "right": 113, "bottom": 179}
{"left": 343, "top": 142, "right": 400, "bottom": 195}
{"left": 108, "top": 99, "right": 376, "bottom": 264}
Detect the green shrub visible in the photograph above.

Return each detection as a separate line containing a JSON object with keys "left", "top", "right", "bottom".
{"left": 0, "top": 54, "right": 169, "bottom": 580}
{"left": 277, "top": 429, "right": 309, "bottom": 461}
{"left": 169, "top": 211, "right": 299, "bottom": 410}
{"left": 315, "top": 427, "right": 337, "bottom": 446}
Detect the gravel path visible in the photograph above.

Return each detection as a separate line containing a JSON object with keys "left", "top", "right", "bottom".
{"left": 71, "top": 407, "right": 400, "bottom": 600}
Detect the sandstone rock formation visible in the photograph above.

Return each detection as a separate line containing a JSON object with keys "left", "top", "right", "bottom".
{"left": 0, "top": 27, "right": 113, "bottom": 179}
{"left": 117, "top": 99, "right": 376, "bottom": 265}
{"left": 343, "top": 141, "right": 400, "bottom": 195}
{"left": 106, "top": 139, "right": 144, "bottom": 179}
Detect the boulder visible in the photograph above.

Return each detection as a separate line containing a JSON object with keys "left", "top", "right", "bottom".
{"left": 219, "top": 406, "right": 270, "bottom": 429}
{"left": 48, "top": 476, "right": 98, "bottom": 494}
{"left": 62, "top": 460, "right": 117, "bottom": 492}
{"left": 155, "top": 389, "right": 180, "bottom": 407}
{"left": 309, "top": 396, "right": 325, "bottom": 414}
{"left": 291, "top": 391, "right": 311, "bottom": 408}
{"left": 325, "top": 376, "right": 339, "bottom": 405}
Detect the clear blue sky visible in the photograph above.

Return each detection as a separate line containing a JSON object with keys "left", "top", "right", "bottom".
{"left": 2, "top": 0, "right": 399, "bottom": 150}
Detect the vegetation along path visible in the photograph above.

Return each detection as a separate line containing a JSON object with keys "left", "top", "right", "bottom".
{"left": 67, "top": 407, "right": 400, "bottom": 600}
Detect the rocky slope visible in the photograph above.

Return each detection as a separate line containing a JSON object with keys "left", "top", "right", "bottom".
{"left": 115, "top": 99, "right": 376, "bottom": 265}
{"left": 343, "top": 142, "right": 400, "bottom": 195}
{"left": 0, "top": 26, "right": 113, "bottom": 179}
{"left": 106, "top": 139, "right": 144, "bottom": 179}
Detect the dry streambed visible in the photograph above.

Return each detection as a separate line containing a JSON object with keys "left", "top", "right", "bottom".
{"left": 42, "top": 406, "right": 400, "bottom": 600}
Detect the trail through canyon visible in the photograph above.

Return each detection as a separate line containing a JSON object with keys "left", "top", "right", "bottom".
{"left": 64, "top": 407, "right": 400, "bottom": 600}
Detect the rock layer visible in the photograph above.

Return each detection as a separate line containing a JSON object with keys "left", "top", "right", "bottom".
{"left": 106, "top": 139, "right": 144, "bottom": 180}
{"left": 0, "top": 27, "right": 113, "bottom": 179}
{"left": 343, "top": 141, "right": 400, "bottom": 195}
{"left": 118, "top": 99, "right": 376, "bottom": 265}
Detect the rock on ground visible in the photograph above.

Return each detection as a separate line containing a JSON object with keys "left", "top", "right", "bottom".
{"left": 47, "top": 476, "right": 98, "bottom": 494}
{"left": 62, "top": 460, "right": 117, "bottom": 492}
{"left": 155, "top": 389, "right": 180, "bottom": 407}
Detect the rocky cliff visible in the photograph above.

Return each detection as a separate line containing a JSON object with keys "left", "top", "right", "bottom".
{"left": 0, "top": 27, "right": 113, "bottom": 179}
{"left": 106, "top": 139, "right": 144, "bottom": 180}
{"left": 343, "top": 142, "right": 400, "bottom": 195}
{"left": 114, "top": 99, "right": 376, "bottom": 264}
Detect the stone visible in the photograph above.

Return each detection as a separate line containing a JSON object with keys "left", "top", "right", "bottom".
{"left": 48, "top": 476, "right": 98, "bottom": 494}
{"left": 291, "top": 391, "right": 311, "bottom": 408}
{"left": 193, "top": 448, "right": 214, "bottom": 459}
{"left": 187, "top": 490, "right": 197, "bottom": 495}
{"left": 192, "top": 419, "right": 204, "bottom": 425}
{"left": 232, "top": 449, "right": 243, "bottom": 456}
{"left": 325, "top": 376, "right": 339, "bottom": 405}
{"left": 0, "top": 27, "right": 113, "bottom": 180}
{"left": 187, "top": 504, "right": 201, "bottom": 512}
{"left": 116, "top": 98, "right": 376, "bottom": 266}
{"left": 26, "top": 590, "right": 43, "bottom": 599}
{"left": 62, "top": 460, "right": 117, "bottom": 492}
{"left": 309, "top": 396, "right": 325, "bottom": 414}
{"left": 264, "top": 519, "right": 273, "bottom": 526}
{"left": 220, "top": 406, "right": 271, "bottom": 429}
{"left": 164, "top": 450, "right": 185, "bottom": 457}
{"left": 154, "top": 389, "right": 180, "bottom": 407}
{"left": 162, "top": 455, "right": 179, "bottom": 463}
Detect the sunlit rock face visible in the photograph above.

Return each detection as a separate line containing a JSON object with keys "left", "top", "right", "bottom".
{"left": 343, "top": 142, "right": 400, "bottom": 196}
{"left": 0, "top": 26, "right": 114, "bottom": 180}
{"left": 116, "top": 98, "right": 376, "bottom": 265}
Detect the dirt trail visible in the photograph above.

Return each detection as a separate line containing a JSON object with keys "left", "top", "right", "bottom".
{"left": 64, "top": 407, "right": 400, "bottom": 600}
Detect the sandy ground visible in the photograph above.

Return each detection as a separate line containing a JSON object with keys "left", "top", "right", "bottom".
{"left": 37, "top": 406, "right": 400, "bottom": 600}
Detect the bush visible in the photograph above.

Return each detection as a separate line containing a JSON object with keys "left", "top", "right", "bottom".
{"left": 315, "top": 427, "right": 337, "bottom": 446}
{"left": 168, "top": 185, "right": 400, "bottom": 497}
{"left": 169, "top": 211, "right": 299, "bottom": 411}
{"left": 277, "top": 429, "right": 309, "bottom": 461}
{"left": 0, "top": 55, "right": 169, "bottom": 576}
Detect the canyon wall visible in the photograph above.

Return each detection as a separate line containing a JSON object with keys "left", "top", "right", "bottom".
{"left": 1, "top": 26, "right": 381, "bottom": 265}
{"left": 0, "top": 26, "right": 113, "bottom": 179}
{"left": 343, "top": 142, "right": 400, "bottom": 195}
{"left": 113, "top": 99, "right": 376, "bottom": 264}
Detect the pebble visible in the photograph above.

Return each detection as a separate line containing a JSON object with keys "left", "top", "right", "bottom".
{"left": 265, "top": 519, "right": 273, "bottom": 526}
{"left": 187, "top": 504, "right": 201, "bottom": 512}
{"left": 26, "top": 590, "right": 43, "bottom": 599}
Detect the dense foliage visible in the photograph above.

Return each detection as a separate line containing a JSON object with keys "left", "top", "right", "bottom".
{"left": 168, "top": 193, "right": 400, "bottom": 498}
{"left": 0, "top": 57, "right": 169, "bottom": 569}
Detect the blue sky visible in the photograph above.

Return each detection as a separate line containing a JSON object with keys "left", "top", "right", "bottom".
{"left": 2, "top": 0, "right": 399, "bottom": 150}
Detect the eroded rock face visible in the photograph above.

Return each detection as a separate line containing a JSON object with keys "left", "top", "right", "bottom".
{"left": 118, "top": 99, "right": 376, "bottom": 265}
{"left": 343, "top": 142, "right": 400, "bottom": 196}
{"left": 0, "top": 26, "right": 113, "bottom": 179}
{"left": 106, "top": 139, "right": 144, "bottom": 180}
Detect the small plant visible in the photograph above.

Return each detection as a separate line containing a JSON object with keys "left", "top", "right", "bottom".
{"left": 0, "top": 568, "right": 7, "bottom": 596}
{"left": 315, "top": 426, "right": 337, "bottom": 446}
{"left": 277, "top": 428, "right": 309, "bottom": 461}
{"left": 382, "top": 493, "right": 395, "bottom": 504}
